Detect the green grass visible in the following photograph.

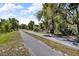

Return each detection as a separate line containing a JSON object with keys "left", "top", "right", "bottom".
{"left": 24, "top": 31, "right": 79, "bottom": 56}
{"left": 0, "top": 31, "right": 30, "bottom": 56}
{"left": 0, "top": 32, "right": 16, "bottom": 44}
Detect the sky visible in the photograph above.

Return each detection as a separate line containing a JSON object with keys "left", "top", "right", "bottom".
{"left": 0, "top": 3, "right": 43, "bottom": 25}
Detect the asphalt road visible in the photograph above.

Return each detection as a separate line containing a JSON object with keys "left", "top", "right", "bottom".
{"left": 24, "top": 30, "right": 79, "bottom": 50}
{"left": 19, "top": 30, "right": 64, "bottom": 56}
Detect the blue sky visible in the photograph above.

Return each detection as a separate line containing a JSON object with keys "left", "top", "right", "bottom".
{"left": 0, "top": 3, "right": 42, "bottom": 24}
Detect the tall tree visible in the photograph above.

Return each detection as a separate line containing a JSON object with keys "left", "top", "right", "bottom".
{"left": 20, "top": 24, "right": 27, "bottom": 29}
{"left": 9, "top": 18, "right": 19, "bottom": 31}
{"left": 28, "top": 21, "right": 34, "bottom": 30}
{"left": 1, "top": 20, "right": 12, "bottom": 32}
{"left": 36, "top": 3, "right": 58, "bottom": 33}
{"left": 0, "top": 18, "right": 19, "bottom": 32}
{"left": 68, "top": 3, "right": 79, "bottom": 34}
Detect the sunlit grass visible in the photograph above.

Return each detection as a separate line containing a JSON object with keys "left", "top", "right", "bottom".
{"left": 0, "top": 31, "right": 30, "bottom": 56}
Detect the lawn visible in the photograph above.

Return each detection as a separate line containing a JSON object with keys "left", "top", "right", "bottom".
{"left": 24, "top": 30, "right": 79, "bottom": 56}
{"left": 0, "top": 31, "right": 30, "bottom": 56}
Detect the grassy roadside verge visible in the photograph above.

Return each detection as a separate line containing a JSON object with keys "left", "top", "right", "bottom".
{"left": 0, "top": 31, "right": 30, "bottom": 56}
{"left": 23, "top": 30, "right": 79, "bottom": 56}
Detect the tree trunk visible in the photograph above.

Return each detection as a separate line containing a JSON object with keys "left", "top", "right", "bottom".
{"left": 77, "top": 24, "right": 79, "bottom": 34}
{"left": 76, "top": 8, "right": 79, "bottom": 34}
{"left": 48, "top": 19, "right": 55, "bottom": 34}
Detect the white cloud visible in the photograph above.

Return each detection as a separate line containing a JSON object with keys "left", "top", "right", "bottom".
{"left": 20, "top": 3, "right": 42, "bottom": 15}
{"left": 17, "top": 17, "right": 29, "bottom": 25}
{"left": 0, "top": 13, "right": 17, "bottom": 19}
{"left": 28, "top": 3, "right": 43, "bottom": 13}
{"left": 19, "top": 3, "right": 42, "bottom": 24}
{"left": 26, "top": 15, "right": 39, "bottom": 24}
{"left": 18, "top": 15, "right": 39, "bottom": 25}
{"left": 0, "top": 3, "right": 41, "bottom": 25}
{"left": 0, "top": 3, "right": 24, "bottom": 13}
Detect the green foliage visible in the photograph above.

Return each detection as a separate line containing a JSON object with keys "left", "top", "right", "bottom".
{"left": 9, "top": 18, "right": 19, "bottom": 31}
{"left": 28, "top": 21, "right": 34, "bottom": 30}
{"left": 35, "top": 3, "right": 79, "bottom": 36}
{"left": 36, "top": 11, "right": 43, "bottom": 21}
{"left": 1, "top": 20, "right": 12, "bottom": 32}
{"left": 68, "top": 3, "right": 79, "bottom": 33}
{"left": 54, "top": 15, "right": 64, "bottom": 34}
{"left": 0, "top": 18, "right": 19, "bottom": 32}
{"left": 33, "top": 25, "right": 40, "bottom": 32}
{"left": 39, "top": 23, "right": 45, "bottom": 31}
{"left": 20, "top": 24, "right": 27, "bottom": 29}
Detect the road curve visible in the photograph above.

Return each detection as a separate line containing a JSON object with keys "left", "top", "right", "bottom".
{"left": 19, "top": 30, "right": 64, "bottom": 56}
